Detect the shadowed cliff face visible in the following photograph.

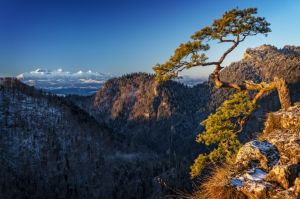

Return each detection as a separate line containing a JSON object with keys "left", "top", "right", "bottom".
{"left": 91, "top": 73, "right": 210, "bottom": 154}
{"left": 94, "top": 73, "right": 165, "bottom": 121}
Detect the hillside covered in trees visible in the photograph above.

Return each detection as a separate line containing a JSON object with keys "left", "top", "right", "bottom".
{"left": 0, "top": 78, "right": 176, "bottom": 198}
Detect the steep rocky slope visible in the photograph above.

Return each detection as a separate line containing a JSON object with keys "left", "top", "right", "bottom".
{"left": 229, "top": 104, "right": 300, "bottom": 198}
{"left": 92, "top": 73, "right": 209, "bottom": 153}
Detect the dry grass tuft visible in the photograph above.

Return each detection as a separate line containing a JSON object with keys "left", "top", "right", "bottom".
{"left": 186, "top": 163, "right": 247, "bottom": 199}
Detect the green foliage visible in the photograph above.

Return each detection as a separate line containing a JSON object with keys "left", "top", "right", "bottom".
{"left": 190, "top": 91, "right": 255, "bottom": 178}
{"left": 153, "top": 8, "right": 271, "bottom": 81}
{"left": 190, "top": 154, "right": 208, "bottom": 179}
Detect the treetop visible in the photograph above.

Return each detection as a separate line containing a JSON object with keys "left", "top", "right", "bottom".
{"left": 154, "top": 8, "right": 271, "bottom": 81}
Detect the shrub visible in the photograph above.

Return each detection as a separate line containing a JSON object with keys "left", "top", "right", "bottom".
{"left": 190, "top": 91, "right": 255, "bottom": 178}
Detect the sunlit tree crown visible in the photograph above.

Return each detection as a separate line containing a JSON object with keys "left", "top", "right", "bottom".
{"left": 153, "top": 8, "right": 271, "bottom": 81}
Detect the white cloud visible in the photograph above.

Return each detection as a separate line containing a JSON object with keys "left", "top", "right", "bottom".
{"left": 16, "top": 68, "right": 115, "bottom": 95}
{"left": 17, "top": 68, "right": 113, "bottom": 80}
{"left": 79, "top": 79, "right": 105, "bottom": 84}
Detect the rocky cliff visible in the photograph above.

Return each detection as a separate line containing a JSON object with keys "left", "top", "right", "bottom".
{"left": 220, "top": 45, "right": 300, "bottom": 84}
{"left": 66, "top": 44, "right": 300, "bottom": 198}
{"left": 229, "top": 104, "right": 300, "bottom": 199}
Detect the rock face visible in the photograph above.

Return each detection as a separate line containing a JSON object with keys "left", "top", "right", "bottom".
{"left": 235, "top": 141, "right": 279, "bottom": 171}
{"left": 222, "top": 45, "right": 300, "bottom": 84}
{"left": 230, "top": 104, "right": 300, "bottom": 199}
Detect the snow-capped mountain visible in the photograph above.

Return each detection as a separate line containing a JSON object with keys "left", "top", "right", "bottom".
{"left": 17, "top": 68, "right": 114, "bottom": 95}
{"left": 175, "top": 75, "right": 207, "bottom": 86}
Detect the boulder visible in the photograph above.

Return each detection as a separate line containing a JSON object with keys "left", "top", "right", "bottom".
{"left": 235, "top": 140, "right": 279, "bottom": 171}
{"left": 266, "top": 164, "right": 300, "bottom": 189}
{"left": 239, "top": 181, "right": 270, "bottom": 199}
{"left": 231, "top": 168, "right": 271, "bottom": 199}
{"left": 265, "top": 128, "right": 300, "bottom": 165}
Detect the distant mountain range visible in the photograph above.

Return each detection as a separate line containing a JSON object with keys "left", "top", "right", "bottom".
{"left": 16, "top": 68, "right": 206, "bottom": 95}
{"left": 16, "top": 68, "right": 114, "bottom": 95}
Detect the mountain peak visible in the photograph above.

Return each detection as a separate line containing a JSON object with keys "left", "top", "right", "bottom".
{"left": 220, "top": 44, "right": 300, "bottom": 84}
{"left": 243, "top": 44, "right": 300, "bottom": 61}
{"left": 243, "top": 44, "right": 277, "bottom": 60}
{"left": 76, "top": 70, "right": 83, "bottom": 74}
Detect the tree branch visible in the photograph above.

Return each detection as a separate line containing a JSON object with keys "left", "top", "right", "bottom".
{"left": 218, "top": 37, "right": 239, "bottom": 64}
{"left": 219, "top": 38, "right": 236, "bottom": 43}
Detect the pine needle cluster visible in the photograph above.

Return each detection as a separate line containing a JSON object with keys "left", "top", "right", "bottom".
{"left": 190, "top": 91, "right": 255, "bottom": 178}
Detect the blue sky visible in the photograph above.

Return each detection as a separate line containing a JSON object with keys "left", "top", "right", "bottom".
{"left": 0, "top": 0, "right": 299, "bottom": 77}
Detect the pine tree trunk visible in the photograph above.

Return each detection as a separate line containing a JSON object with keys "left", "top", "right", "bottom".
{"left": 274, "top": 77, "right": 292, "bottom": 110}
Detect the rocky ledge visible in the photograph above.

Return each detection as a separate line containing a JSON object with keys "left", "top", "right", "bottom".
{"left": 230, "top": 104, "right": 300, "bottom": 199}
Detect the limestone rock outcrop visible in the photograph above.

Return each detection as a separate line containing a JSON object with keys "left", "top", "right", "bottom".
{"left": 230, "top": 104, "right": 300, "bottom": 199}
